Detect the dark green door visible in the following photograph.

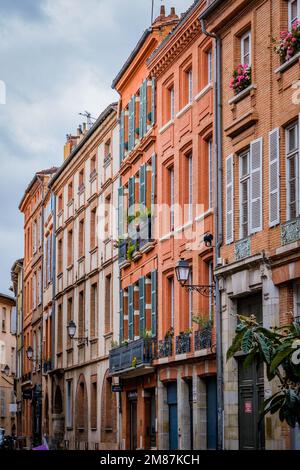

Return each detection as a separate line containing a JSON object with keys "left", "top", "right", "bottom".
{"left": 206, "top": 376, "right": 217, "bottom": 449}
{"left": 167, "top": 382, "right": 178, "bottom": 450}
{"left": 237, "top": 294, "right": 265, "bottom": 450}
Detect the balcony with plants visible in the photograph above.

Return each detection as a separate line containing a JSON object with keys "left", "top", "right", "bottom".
{"left": 274, "top": 21, "right": 300, "bottom": 73}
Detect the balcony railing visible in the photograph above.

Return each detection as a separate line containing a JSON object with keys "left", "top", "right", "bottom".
{"left": 281, "top": 216, "right": 300, "bottom": 246}
{"left": 158, "top": 337, "right": 173, "bottom": 358}
{"left": 194, "top": 328, "right": 212, "bottom": 351}
{"left": 109, "top": 337, "right": 155, "bottom": 375}
{"left": 175, "top": 333, "right": 191, "bottom": 355}
{"left": 118, "top": 239, "right": 128, "bottom": 265}
{"left": 139, "top": 216, "right": 153, "bottom": 250}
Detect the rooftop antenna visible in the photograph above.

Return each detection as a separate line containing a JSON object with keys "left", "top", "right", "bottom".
{"left": 78, "top": 111, "right": 96, "bottom": 129}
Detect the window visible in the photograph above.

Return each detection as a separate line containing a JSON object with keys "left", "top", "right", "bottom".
{"left": 90, "top": 208, "right": 97, "bottom": 248}
{"left": 188, "top": 270, "right": 193, "bottom": 328}
{"left": 104, "top": 196, "right": 111, "bottom": 240}
{"left": 90, "top": 377, "right": 97, "bottom": 430}
{"left": 169, "top": 166, "right": 175, "bottom": 231}
{"left": 37, "top": 328, "right": 41, "bottom": 369}
{"left": 66, "top": 380, "right": 73, "bottom": 428}
{"left": 32, "top": 220, "right": 37, "bottom": 254}
{"left": 294, "top": 282, "right": 300, "bottom": 323}
{"left": 58, "top": 193, "right": 63, "bottom": 213}
{"left": 169, "top": 85, "right": 175, "bottom": 120}
{"left": 32, "top": 273, "right": 37, "bottom": 309}
{"left": 286, "top": 122, "right": 299, "bottom": 220}
{"left": 68, "top": 181, "right": 73, "bottom": 202}
{"left": 67, "top": 298, "right": 73, "bottom": 348}
{"left": 57, "top": 238, "right": 63, "bottom": 273}
{"left": 90, "top": 156, "right": 96, "bottom": 177}
{"left": 241, "top": 31, "right": 251, "bottom": 66}
{"left": 2, "top": 308, "right": 6, "bottom": 332}
{"left": 207, "top": 49, "right": 213, "bottom": 84}
{"left": 67, "top": 229, "right": 73, "bottom": 266}
{"left": 57, "top": 304, "right": 62, "bottom": 353}
{"left": 33, "top": 332, "right": 36, "bottom": 371}
{"left": 79, "top": 219, "right": 85, "bottom": 258}
{"left": 0, "top": 389, "right": 5, "bottom": 417}
{"left": 79, "top": 169, "right": 85, "bottom": 192}
{"left": 208, "top": 139, "right": 213, "bottom": 209}
{"left": 288, "top": 0, "right": 300, "bottom": 29}
{"left": 183, "top": 67, "right": 193, "bottom": 105}
{"left": 169, "top": 277, "right": 175, "bottom": 329}
{"left": 90, "top": 283, "right": 97, "bottom": 338}
{"left": 105, "top": 139, "right": 111, "bottom": 158}
{"left": 208, "top": 260, "right": 214, "bottom": 321}
{"left": 105, "top": 275, "right": 111, "bottom": 334}
{"left": 239, "top": 149, "right": 250, "bottom": 238}
{"left": 78, "top": 290, "right": 85, "bottom": 341}
{"left": 187, "top": 153, "right": 193, "bottom": 220}
{"left": 37, "top": 268, "right": 41, "bottom": 305}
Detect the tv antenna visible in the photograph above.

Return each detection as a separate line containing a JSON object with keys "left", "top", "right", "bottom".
{"left": 78, "top": 111, "right": 96, "bottom": 129}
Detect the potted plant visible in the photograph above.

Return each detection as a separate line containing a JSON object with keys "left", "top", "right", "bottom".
{"left": 126, "top": 241, "right": 135, "bottom": 260}
{"left": 273, "top": 22, "right": 300, "bottom": 62}
{"left": 229, "top": 64, "right": 251, "bottom": 95}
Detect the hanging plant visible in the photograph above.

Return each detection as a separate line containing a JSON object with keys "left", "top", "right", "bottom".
{"left": 229, "top": 64, "right": 251, "bottom": 95}
{"left": 273, "top": 22, "right": 300, "bottom": 62}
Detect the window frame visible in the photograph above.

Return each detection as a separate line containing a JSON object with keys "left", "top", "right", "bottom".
{"left": 239, "top": 149, "right": 251, "bottom": 239}
{"left": 240, "top": 30, "right": 251, "bottom": 66}
{"left": 286, "top": 121, "right": 299, "bottom": 221}
{"left": 288, "top": 0, "right": 300, "bottom": 29}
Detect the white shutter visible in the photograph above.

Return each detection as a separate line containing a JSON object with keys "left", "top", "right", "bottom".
{"left": 250, "top": 138, "right": 263, "bottom": 233}
{"left": 269, "top": 129, "right": 280, "bottom": 227}
{"left": 225, "top": 155, "right": 234, "bottom": 244}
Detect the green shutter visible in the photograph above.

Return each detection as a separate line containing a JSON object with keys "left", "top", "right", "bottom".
{"left": 143, "top": 80, "right": 147, "bottom": 135}
{"left": 118, "top": 186, "right": 124, "bottom": 238}
{"left": 139, "top": 84, "right": 144, "bottom": 139}
{"left": 151, "top": 78, "right": 155, "bottom": 126}
{"left": 128, "top": 176, "right": 135, "bottom": 217}
{"left": 151, "top": 154, "right": 156, "bottom": 239}
{"left": 139, "top": 277, "right": 145, "bottom": 336}
{"left": 119, "top": 289, "right": 124, "bottom": 342}
{"left": 119, "top": 111, "right": 125, "bottom": 163}
{"left": 151, "top": 270, "right": 157, "bottom": 336}
{"left": 128, "top": 285, "right": 134, "bottom": 340}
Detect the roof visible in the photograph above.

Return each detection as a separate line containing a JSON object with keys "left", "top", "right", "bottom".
{"left": 0, "top": 293, "right": 15, "bottom": 304}
{"left": 199, "top": 0, "right": 223, "bottom": 20}
{"left": 111, "top": 29, "right": 151, "bottom": 89}
{"left": 18, "top": 167, "right": 58, "bottom": 210}
{"left": 148, "top": 0, "right": 200, "bottom": 64}
{"left": 49, "top": 102, "right": 118, "bottom": 188}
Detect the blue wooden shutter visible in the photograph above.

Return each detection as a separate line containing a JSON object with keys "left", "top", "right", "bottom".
{"left": 151, "top": 270, "right": 157, "bottom": 336}
{"left": 119, "top": 110, "right": 125, "bottom": 163}
{"left": 143, "top": 80, "right": 147, "bottom": 135}
{"left": 151, "top": 154, "right": 156, "bottom": 239}
{"left": 151, "top": 77, "right": 155, "bottom": 126}
{"left": 119, "top": 289, "right": 124, "bottom": 342}
{"left": 128, "top": 285, "right": 134, "bottom": 340}
{"left": 139, "top": 164, "right": 146, "bottom": 209}
{"left": 139, "top": 84, "right": 144, "bottom": 139}
{"left": 118, "top": 186, "right": 124, "bottom": 238}
{"left": 128, "top": 98, "right": 134, "bottom": 152}
{"left": 139, "top": 277, "right": 145, "bottom": 336}
{"left": 128, "top": 176, "right": 135, "bottom": 217}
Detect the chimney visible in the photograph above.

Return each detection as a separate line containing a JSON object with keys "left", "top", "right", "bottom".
{"left": 170, "top": 7, "right": 176, "bottom": 16}
{"left": 82, "top": 122, "right": 87, "bottom": 133}
{"left": 160, "top": 5, "right": 166, "bottom": 17}
{"left": 63, "top": 134, "right": 78, "bottom": 161}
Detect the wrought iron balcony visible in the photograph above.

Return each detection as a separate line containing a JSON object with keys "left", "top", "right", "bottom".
{"left": 175, "top": 333, "right": 191, "bottom": 355}
{"left": 158, "top": 337, "right": 173, "bottom": 358}
{"left": 139, "top": 215, "right": 153, "bottom": 250}
{"left": 281, "top": 216, "right": 300, "bottom": 246}
{"left": 109, "top": 337, "right": 155, "bottom": 377}
{"left": 118, "top": 239, "right": 129, "bottom": 265}
{"left": 194, "top": 328, "right": 212, "bottom": 351}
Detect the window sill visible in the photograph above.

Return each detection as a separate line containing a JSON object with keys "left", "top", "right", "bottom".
{"left": 275, "top": 51, "right": 300, "bottom": 74}
{"left": 89, "top": 337, "right": 98, "bottom": 344}
{"left": 176, "top": 102, "right": 192, "bottom": 119}
{"left": 194, "top": 83, "right": 213, "bottom": 101}
{"left": 159, "top": 119, "right": 174, "bottom": 134}
{"left": 228, "top": 84, "right": 256, "bottom": 105}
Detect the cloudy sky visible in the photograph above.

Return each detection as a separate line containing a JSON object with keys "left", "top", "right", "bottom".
{"left": 0, "top": 0, "right": 193, "bottom": 294}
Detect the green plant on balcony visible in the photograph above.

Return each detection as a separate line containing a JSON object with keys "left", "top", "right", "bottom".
{"left": 111, "top": 340, "right": 119, "bottom": 349}
{"left": 273, "top": 22, "right": 300, "bottom": 62}
{"left": 141, "top": 330, "right": 153, "bottom": 338}
{"left": 165, "top": 326, "right": 174, "bottom": 339}
{"left": 132, "top": 356, "right": 137, "bottom": 368}
{"left": 120, "top": 340, "right": 129, "bottom": 347}
{"left": 227, "top": 313, "right": 300, "bottom": 428}
{"left": 229, "top": 64, "right": 251, "bottom": 95}
{"left": 192, "top": 314, "right": 213, "bottom": 331}
{"left": 126, "top": 241, "right": 136, "bottom": 260}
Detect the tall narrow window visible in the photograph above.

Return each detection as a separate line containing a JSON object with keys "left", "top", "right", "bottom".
{"left": 105, "top": 275, "right": 111, "bottom": 334}
{"left": 58, "top": 238, "right": 63, "bottom": 273}
{"left": 68, "top": 181, "right": 73, "bottom": 202}
{"left": 188, "top": 270, "right": 193, "bottom": 328}
{"left": 32, "top": 273, "right": 37, "bottom": 309}
{"left": 169, "top": 277, "right": 175, "bottom": 329}
{"left": 57, "top": 304, "right": 62, "bottom": 353}
{"left": 67, "top": 229, "right": 73, "bottom": 266}
{"left": 90, "top": 283, "right": 97, "bottom": 338}
{"left": 90, "top": 209, "right": 96, "bottom": 248}
{"left": 37, "top": 268, "right": 41, "bottom": 305}
{"left": 79, "top": 219, "right": 85, "bottom": 258}
{"left": 241, "top": 31, "right": 251, "bottom": 66}
{"left": 286, "top": 122, "right": 299, "bottom": 220}
{"left": 187, "top": 154, "right": 193, "bottom": 220}
{"left": 288, "top": 0, "right": 300, "bottom": 29}
{"left": 169, "top": 85, "right": 175, "bottom": 120}
{"left": 66, "top": 380, "right": 73, "bottom": 429}
{"left": 90, "top": 156, "right": 96, "bottom": 178}
{"left": 239, "top": 149, "right": 250, "bottom": 238}
{"left": 90, "top": 378, "right": 97, "bottom": 430}
{"left": 169, "top": 167, "right": 175, "bottom": 231}
{"left": 79, "top": 169, "right": 85, "bottom": 192}
{"left": 67, "top": 298, "right": 73, "bottom": 349}
{"left": 207, "top": 49, "right": 212, "bottom": 84}
{"left": 208, "top": 139, "right": 213, "bottom": 209}
{"left": 78, "top": 290, "right": 85, "bottom": 341}
{"left": 104, "top": 196, "right": 111, "bottom": 240}
{"left": 208, "top": 260, "right": 214, "bottom": 321}
{"left": 58, "top": 194, "right": 63, "bottom": 213}
{"left": 2, "top": 308, "right": 6, "bottom": 332}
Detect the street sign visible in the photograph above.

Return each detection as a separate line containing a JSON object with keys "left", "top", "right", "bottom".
{"left": 22, "top": 389, "right": 32, "bottom": 400}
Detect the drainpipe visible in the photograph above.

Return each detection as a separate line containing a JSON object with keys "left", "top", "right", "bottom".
{"left": 200, "top": 17, "right": 224, "bottom": 450}
{"left": 50, "top": 192, "right": 56, "bottom": 372}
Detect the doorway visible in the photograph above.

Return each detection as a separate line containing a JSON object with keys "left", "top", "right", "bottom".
{"left": 206, "top": 376, "right": 217, "bottom": 449}
{"left": 128, "top": 393, "right": 137, "bottom": 450}
{"left": 144, "top": 388, "right": 156, "bottom": 449}
{"left": 167, "top": 382, "right": 178, "bottom": 450}
{"left": 237, "top": 294, "right": 265, "bottom": 450}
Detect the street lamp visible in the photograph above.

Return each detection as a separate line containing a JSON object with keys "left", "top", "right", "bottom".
{"left": 26, "top": 346, "right": 33, "bottom": 361}
{"left": 2, "top": 365, "right": 10, "bottom": 376}
{"left": 175, "top": 258, "right": 215, "bottom": 297}
{"left": 67, "top": 320, "right": 88, "bottom": 346}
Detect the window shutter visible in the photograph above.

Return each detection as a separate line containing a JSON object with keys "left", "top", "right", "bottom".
{"left": 151, "top": 154, "right": 156, "bottom": 239}
{"left": 128, "top": 176, "right": 135, "bottom": 218}
{"left": 128, "top": 97, "right": 135, "bottom": 152}
{"left": 269, "top": 129, "right": 280, "bottom": 227}
{"left": 119, "top": 289, "right": 124, "bottom": 342}
{"left": 139, "top": 277, "right": 145, "bottom": 336}
{"left": 151, "top": 270, "right": 157, "bottom": 336}
{"left": 139, "top": 84, "right": 144, "bottom": 139}
{"left": 128, "top": 285, "right": 134, "bottom": 340}
{"left": 47, "top": 236, "right": 51, "bottom": 284}
{"left": 118, "top": 186, "right": 124, "bottom": 238}
{"left": 250, "top": 138, "right": 263, "bottom": 233}
{"left": 151, "top": 78, "right": 155, "bottom": 126}
{"left": 139, "top": 164, "right": 146, "bottom": 209}
{"left": 143, "top": 81, "right": 147, "bottom": 135}
{"left": 119, "top": 110, "right": 125, "bottom": 163}
{"left": 225, "top": 155, "right": 234, "bottom": 244}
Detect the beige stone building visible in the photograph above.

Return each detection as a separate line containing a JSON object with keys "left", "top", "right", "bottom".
{"left": 0, "top": 293, "right": 17, "bottom": 436}
{"left": 48, "top": 103, "right": 120, "bottom": 450}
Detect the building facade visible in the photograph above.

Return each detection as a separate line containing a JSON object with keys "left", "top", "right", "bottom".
{"left": 49, "top": 103, "right": 120, "bottom": 450}
{"left": 0, "top": 293, "right": 17, "bottom": 436}
{"left": 200, "top": 0, "right": 300, "bottom": 450}
{"left": 148, "top": 0, "right": 217, "bottom": 450}
{"left": 19, "top": 168, "right": 57, "bottom": 447}
{"left": 109, "top": 6, "right": 180, "bottom": 450}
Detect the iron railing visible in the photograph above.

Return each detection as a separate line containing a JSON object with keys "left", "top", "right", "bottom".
{"left": 175, "top": 333, "right": 191, "bottom": 354}
{"left": 109, "top": 337, "right": 155, "bottom": 374}
{"left": 157, "top": 337, "right": 173, "bottom": 358}
{"left": 194, "top": 328, "right": 212, "bottom": 351}
{"left": 118, "top": 239, "right": 128, "bottom": 264}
